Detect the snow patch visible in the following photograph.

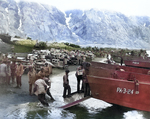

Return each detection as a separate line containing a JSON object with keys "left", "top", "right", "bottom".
{"left": 65, "top": 13, "right": 72, "bottom": 30}
{"left": 17, "top": 3, "right": 22, "bottom": 32}
{"left": 5, "top": 8, "right": 8, "bottom": 13}
{"left": 98, "top": 17, "right": 101, "bottom": 21}
{"left": 82, "top": 12, "right": 84, "bottom": 16}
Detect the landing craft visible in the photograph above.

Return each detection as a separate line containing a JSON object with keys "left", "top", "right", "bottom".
{"left": 59, "top": 61, "right": 150, "bottom": 111}
{"left": 124, "top": 57, "right": 150, "bottom": 69}
{"left": 87, "top": 61, "right": 150, "bottom": 112}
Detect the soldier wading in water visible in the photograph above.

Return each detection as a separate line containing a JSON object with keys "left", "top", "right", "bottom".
{"left": 63, "top": 69, "right": 71, "bottom": 98}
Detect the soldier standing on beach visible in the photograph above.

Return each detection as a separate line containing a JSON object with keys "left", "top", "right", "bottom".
{"left": 75, "top": 64, "right": 84, "bottom": 93}
{"left": 16, "top": 62, "right": 24, "bottom": 88}
{"left": 82, "top": 62, "right": 91, "bottom": 97}
{"left": 37, "top": 68, "right": 45, "bottom": 79}
{"left": 6, "top": 60, "right": 11, "bottom": 85}
{"left": 28, "top": 66, "right": 37, "bottom": 95}
{"left": 0, "top": 61, "right": 7, "bottom": 84}
{"left": 10, "top": 60, "right": 17, "bottom": 84}
{"left": 43, "top": 63, "right": 52, "bottom": 79}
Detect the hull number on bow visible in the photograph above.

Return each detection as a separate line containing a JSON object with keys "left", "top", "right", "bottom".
{"left": 132, "top": 62, "right": 139, "bottom": 64}
{"left": 116, "top": 87, "right": 134, "bottom": 94}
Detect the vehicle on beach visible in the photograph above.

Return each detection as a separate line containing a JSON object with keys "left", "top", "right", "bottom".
{"left": 52, "top": 58, "right": 65, "bottom": 69}
{"left": 68, "top": 57, "right": 78, "bottom": 65}
{"left": 87, "top": 61, "right": 150, "bottom": 112}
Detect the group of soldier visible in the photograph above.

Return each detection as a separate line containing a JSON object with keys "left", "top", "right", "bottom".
{"left": 63, "top": 62, "right": 91, "bottom": 99}
{"left": 0, "top": 52, "right": 91, "bottom": 106}
{"left": 0, "top": 53, "right": 54, "bottom": 106}
{"left": 0, "top": 54, "right": 24, "bottom": 88}
{"left": 27, "top": 61, "right": 91, "bottom": 106}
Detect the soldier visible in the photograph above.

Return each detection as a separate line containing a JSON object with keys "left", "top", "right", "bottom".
{"left": 28, "top": 66, "right": 37, "bottom": 95}
{"left": 10, "top": 60, "right": 17, "bottom": 84}
{"left": 37, "top": 68, "right": 45, "bottom": 79}
{"left": 75, "top": 64, "right": 84, "bottom": 93}
{"left": 34, "top": 78, "right": 50, "bottom": 106}
{"left": 6, "top": 60, "right": 11, "bottom": 85}
{"left": 120, "top": 57, "right": 123, "bottom": 66}
{"left": 43, "top": 77, "right": 54, "bottom": 100}
{"left": 43, "top": 63, "right": 52, "bottom": 79}
{"left": 63, "top": 69, "right": 71, "bottom": 98}
{"left": 16, "top": 62, "right": 24, "bottom": 88}
{"left": 0, "top": 61, "right": 7, "bottom": 84}
{"left": 82, "top": 62, "right": 91, "bottom": 97}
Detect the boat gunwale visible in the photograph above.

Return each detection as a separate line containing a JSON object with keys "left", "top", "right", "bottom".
{"left": 87, "top": 74, "right": 150, "bottom": 85}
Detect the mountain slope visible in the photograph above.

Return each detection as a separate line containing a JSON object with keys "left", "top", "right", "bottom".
{"left": 66, "top": 9, "right": 150, "bottom": 49}
{"left": 0, "top": 0, "right": 150, "bottom": 49}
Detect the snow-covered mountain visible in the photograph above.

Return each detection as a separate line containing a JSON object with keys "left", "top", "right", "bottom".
{"left": 0, "top": 0, "right": 150, "bottom": 49}
{"left": 66, "top": 9, "right": 150, "bottom": 49}
{"left": 0, "top": 0, "right": 80, "bottom": 43}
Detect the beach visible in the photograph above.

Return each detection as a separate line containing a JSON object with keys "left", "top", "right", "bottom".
{"left": 0, "top": 43, "right": 150, "bottom": 118}
{"left": 0, "top": 58, "right": 112, "bottom": 119}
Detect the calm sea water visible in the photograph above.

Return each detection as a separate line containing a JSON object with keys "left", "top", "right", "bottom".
{"left": 0, "top": 60, "right": 150, "bottom": 119}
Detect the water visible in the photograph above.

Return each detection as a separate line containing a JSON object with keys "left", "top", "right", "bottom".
{"left": 0, "top": 64, "right": 150, "bottom": 119}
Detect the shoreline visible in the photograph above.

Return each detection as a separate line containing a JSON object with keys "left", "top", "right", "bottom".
{"left": 0, "top": 57, "right": 107, "bottom": 118}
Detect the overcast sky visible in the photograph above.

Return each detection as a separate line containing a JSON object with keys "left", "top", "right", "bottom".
{"left": 15, "top": 0, "right": 150, "bottom": 17}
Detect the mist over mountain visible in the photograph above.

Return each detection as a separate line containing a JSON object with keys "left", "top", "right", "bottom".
{"left": 0, "top": 0, "right": 150, "bottom": 49}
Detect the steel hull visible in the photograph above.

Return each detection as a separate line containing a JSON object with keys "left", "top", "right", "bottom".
{"left": 87, "top": 75, "right": 150, "bottom": 111}
{"left": 87, "top": 62, "right": 150, "bottom": 111}
{"left": 124, "top": 60, "right": 150, "bottom": 69}
{"left": 91, "top": 61, "right": 149, "bottom": 74}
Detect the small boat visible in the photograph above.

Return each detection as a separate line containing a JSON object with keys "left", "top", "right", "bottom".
{"left": 91, "top": 62, "right": 150, "bottom": 74}
{"left": 87, "top": 61, "right": 150, "bottom": 112}
{"left": 123, "top": 57, "right": 150, "bottom": 69}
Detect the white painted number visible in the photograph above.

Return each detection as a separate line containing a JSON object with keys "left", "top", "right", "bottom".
{"left": 132, "top": 62, "right": 139, "bottom": 64}
{"left": 116, "top": 87, "right": 134, "bottom": 94}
